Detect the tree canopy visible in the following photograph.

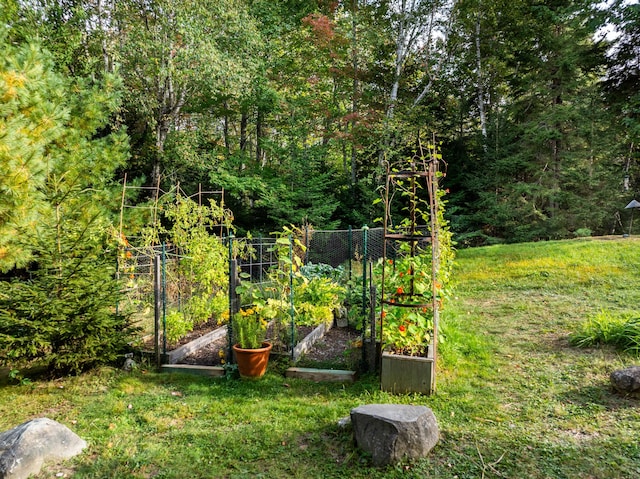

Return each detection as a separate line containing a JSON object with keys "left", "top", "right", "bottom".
{"left": 2, "top": 0, "right": 639, "bottom": 243}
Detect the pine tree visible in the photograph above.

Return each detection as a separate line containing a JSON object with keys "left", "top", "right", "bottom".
{"left": 0, "top": 31, "right": 134, "bottom": 374}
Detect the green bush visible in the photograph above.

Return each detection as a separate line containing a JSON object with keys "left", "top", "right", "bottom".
{"left": 574, "top": 228, "right": 592, "bottom": 238}
{"left": 0, "top": 253, "right": 136, "bottom": 374}
{"left": 300, "top": 262, "right": 345, "bottom": 282}
{"left": 0, "top": 36, "right": 135, "bottom": 374}
{"left": 293, "top": 277, "right": 345, "bottom": 327}
{"left": 165, "top": 310, "right": 194, "bottom": 345}
{"left": 569, "top": 310, "right": 640, "bottom": 353}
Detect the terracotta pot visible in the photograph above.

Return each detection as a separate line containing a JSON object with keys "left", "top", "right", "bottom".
{"left": 233, "top": 342, "right": 272, "bottom": 378}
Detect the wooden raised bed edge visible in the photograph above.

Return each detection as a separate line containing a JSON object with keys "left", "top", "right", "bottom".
{"left": 285, "top": 367, "right": 356, "bottom": 383}
{"left": 156, "top": 320, "right": 357, "bottom": 383}
{"left": 161, "top": 364, "right": 225, "bottom": 377}
{"left": 163, "top": 324, "right": 228, "bottom": 364}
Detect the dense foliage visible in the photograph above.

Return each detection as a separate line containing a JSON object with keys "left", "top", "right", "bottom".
{"left": 0, "top": 29, "right": 134, "bottom": 373}
{"left": 3, "top": 0, "right": 635, "bottom": 241}
{"left": 1, "top": 0, "right": 639, "bottom": 371}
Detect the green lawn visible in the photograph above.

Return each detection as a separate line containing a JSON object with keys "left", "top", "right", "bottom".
{"left": 2, "top": 237, "right": 640, "bottom": 478}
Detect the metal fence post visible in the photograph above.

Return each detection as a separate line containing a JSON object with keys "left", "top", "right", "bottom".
{"left": 361, "top": 225, "right": 369, "bottom": 326}
{"left": 228, "top": 234, "right": 237, "bottom": 361}
{"left": 348, "top": 225, "right": 353, "bottom": 281}
{"left": 153, "top": 254, "right": 161, "bottom": 369}
{"left": 289, "top": 235, "right": 295, "bottom": 358}
{"left": 162, "top": 243, "right": 167, "bottom": 356}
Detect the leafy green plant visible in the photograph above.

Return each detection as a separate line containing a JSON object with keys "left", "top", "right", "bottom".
{"left": 233, "top": 307, "right": 268, "bottom": 349}
{"left": 293, "top": 276, "right": 345, "bottom": 327}
{"left": 377, "top": 150, "right": 455, "bottom": 357}
{"left": 380, "top": 305, "right": 433, "bottom": 356}
{"left": 236, "top": 226, "right": 305, "bottom": 350}
{"left": 300, "top": 262, "right": 345, "bottom": 282}
{"left": 574, "top": 228, "right": 592, "bottom": 237}
{"left": 164, "top": 310, "right": 194, "bottom": 345}
{"left": 135, "top": 192, "right": 233, "bottom": 344}
{"left": 378, "top": 247, "right": 437, "bottom": 356}
{"left": 8, "top": 369, "right": 32, "bottom": 387}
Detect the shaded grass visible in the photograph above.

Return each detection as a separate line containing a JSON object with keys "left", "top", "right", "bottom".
{"left": 2, "top": 237, "right": 640, "bottom": 478}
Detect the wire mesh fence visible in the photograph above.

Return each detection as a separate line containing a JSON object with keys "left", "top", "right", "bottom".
{"left": 119, "top": 226, "right": 387, "bottom": 365}
{"left": 118, "top": 243, "right": 229, "bottom": 357}
{"left": 304, "top": 227, "right": 384, "bottom": 266}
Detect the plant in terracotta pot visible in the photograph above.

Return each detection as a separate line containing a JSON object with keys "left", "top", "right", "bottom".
{"left": 232, "top": 307, "right": 272, "bottom": 378}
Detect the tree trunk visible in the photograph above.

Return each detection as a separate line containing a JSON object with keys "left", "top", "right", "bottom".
{"left": 223, "top": 101, "right": 230, "bottom": 154}
{"left": 351, "top": 0, "right": 359, "bottom": 185}
{"left": 240, "top": 111, "right": 248, "bottom": 152}
{"left": 256, "top": 109, "right": 263, "bottom": 166}
{"left": 475, "top": 16, "right": 487, "bottom": 144}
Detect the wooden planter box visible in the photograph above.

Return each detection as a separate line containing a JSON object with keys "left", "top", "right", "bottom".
{"left": 380, "top": 347, "right": 434, "bottom": 395}
{"left": 161, "top": 325, "right": 227, "bottom": 364}
{"left": 292, "top": 321, "right": 332, "bottom": 362}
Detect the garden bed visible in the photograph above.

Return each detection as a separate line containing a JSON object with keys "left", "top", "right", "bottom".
{"left": 176, "top": 323, "right": 360, "bottom": 368}
{"left": 140, "top": 317, "right": 227, "bottom": 365}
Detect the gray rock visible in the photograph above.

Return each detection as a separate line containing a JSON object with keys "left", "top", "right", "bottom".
{"left": 0, "top": 418, "right": 86, "bottom": 479}
{"left": 611, "top": 366, "right": 640, "bottom": 395}
{"left": 122, "top": 358, "right": 137, "bottom": 372}
{"left": 337, "top": 416, "right": 351, "bottom": 428}
{"left": 350, "top": 404, "right": 439, "bottom": 466}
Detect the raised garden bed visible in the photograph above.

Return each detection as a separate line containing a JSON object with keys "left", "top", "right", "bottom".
{"left": 169, "top": 322, "right": 361, "bottom": 382}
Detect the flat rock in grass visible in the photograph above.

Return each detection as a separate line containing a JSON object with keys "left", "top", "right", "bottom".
{"left": 0, "top": 418, "right": 86, "bottom": 479}
{"left": 350, "top": 404, "right": 439, "bottom": 466}
{"left": 610, "top": 366, "right": 640, "bottom": 396}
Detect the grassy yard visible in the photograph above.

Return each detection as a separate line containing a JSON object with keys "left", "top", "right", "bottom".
{"left": 2, "top": 237, "right": 640, "bottom": 478}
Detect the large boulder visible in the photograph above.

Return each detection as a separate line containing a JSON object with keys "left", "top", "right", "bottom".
{"left": 0, "top": 418, "right": 86, "bottom": 479}
{"left": 610, "top": 366, "right": 640, "bottom": 396}
{"left": 350, "top": 404, "right": 439, "bottom": 466}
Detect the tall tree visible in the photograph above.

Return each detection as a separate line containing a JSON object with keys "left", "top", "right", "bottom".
{"left": 446, "top": 0, "right": 617, "bottom": 242}
{"left": 605, "top": 0, "right": 640, "bottom": 197}
{"left": 0, "top": 31, "right": 134, "bottom": 373}
{"left": 112, "top": 0, "right": 261, "bottom": 185}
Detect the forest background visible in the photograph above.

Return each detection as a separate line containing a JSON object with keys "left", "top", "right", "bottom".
{"left": 1, "top": 0, "right": 640, "bottom": 263}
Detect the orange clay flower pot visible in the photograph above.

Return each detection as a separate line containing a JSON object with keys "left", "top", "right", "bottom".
{"left": 232, "top": 342, "right": 272, "bottom": 378}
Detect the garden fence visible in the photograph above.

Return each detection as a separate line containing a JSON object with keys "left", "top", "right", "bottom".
{"left": 119, "top": 226, "right": 386, "bottom": 364}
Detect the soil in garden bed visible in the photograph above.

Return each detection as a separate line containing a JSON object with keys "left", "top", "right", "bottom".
{"left": 177, "top": 325, "right": 361, "bottom": 368}
{"left": 141, "top": 317, "right": 223, "bottom": 352}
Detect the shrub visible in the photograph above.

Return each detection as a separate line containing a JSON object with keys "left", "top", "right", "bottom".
{"left": 165, "top": 310, "right": 194, "bottom": 345}
{"left": 0, "top": 247, "right": 136, "bottom": 374}
{"left": 574, "top": 228, "right": 592, "bottom": 238}
{"left": 300, "top": 262, "right": 345, "bottom": 282}
{"left": 569, "top": 310, "right": 640, "bottom": 353}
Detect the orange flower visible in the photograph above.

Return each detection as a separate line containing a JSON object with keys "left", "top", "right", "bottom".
{"left": 396, "top": 287, "right": 404, "bottom": 295}
{"left": 399, "top": 325, "right": 406, "bottom": 332}
{"left": 381, "top": 310, "right": 387, "bottom": 318}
